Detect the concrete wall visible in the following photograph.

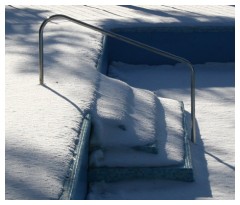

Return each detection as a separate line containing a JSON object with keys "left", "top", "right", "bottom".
{"left": 98, "top": 26, "right": 234, "bottom": 73}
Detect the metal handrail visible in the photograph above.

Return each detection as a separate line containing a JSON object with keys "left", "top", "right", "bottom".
{"left": 39, "top": 14, "right": 196, "bottom": 143}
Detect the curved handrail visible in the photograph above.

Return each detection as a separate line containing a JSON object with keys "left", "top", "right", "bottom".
{"left": 39, "top": 14, "right": 196, "bottom": 143}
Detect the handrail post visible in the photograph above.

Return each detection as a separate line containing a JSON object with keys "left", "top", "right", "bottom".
{"left": 39, "top": 26, "right": 44, "bottom": 85}
{"left": 39, "top": 14, "right": 196, "bottom": 143}
{"left": 39, "top": 18, "right": 52, "bottom": 85}
{"left": 189, "top": 63, "right": 196, "bottom": 143}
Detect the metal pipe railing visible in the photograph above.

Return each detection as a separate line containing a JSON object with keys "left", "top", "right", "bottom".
{"left": 39, "top": 14, "right": 196, "bottom": 143}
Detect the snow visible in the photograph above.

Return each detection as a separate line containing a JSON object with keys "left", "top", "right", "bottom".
{"left": 91, "top": 76, "right": 158, "bottom": 150}
{"left": 87, "top": 61, "right": 235, "bottom": 199}
{"left": 5, "top": 6, "right": 103, "bottom": 199}
{"left": 5, "top": 5, "right": 235, "bottom": 200}
{"left": 90, "top": 95, "right": 185, "bottom": 167}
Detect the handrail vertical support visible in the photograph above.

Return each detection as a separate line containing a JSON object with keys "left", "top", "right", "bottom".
{"left": 39, "top": 18, "right": 50, "bottom": 85}
{"left": 189, "top": 64, "right": 196, "bottom": 143}
{"left": 39, "top": 25, "right": 44, "bottom": 85}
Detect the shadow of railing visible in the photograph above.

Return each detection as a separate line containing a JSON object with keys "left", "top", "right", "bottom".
{"left": 42, "top": 84, "right": 84, "bottom": 116}
{"left": 183, "top": 111, "right": 213, "bottom": 198}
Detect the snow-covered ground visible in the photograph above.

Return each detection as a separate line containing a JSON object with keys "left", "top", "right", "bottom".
{"left": 5, "top": 5, "right": 235, "bottom": 200}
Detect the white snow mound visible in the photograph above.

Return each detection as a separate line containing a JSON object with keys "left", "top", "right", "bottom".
{"left": 90, "top": 73, "right": 185, "bottom": 167}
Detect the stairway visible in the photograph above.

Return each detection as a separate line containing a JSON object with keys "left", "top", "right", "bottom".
{"left": 88, "top": 72, "right": 193, "bottom": 183}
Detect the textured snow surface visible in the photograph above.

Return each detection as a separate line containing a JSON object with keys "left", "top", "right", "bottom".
{"left": 90, "top": 96, "right": 185, "bottom": 167}
{"left": 5, "top": 5, "right": 235, "bottom": 200}
{"left": 91, "top": 76, "right": 158, "bottom": 149}
{"left": 87, "top": 61, "right": 235, "bottom": 199}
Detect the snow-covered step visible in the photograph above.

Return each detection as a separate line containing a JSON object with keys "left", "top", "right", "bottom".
{"left": 88, "top": 73, "right": 193, "bottom": 182}
{"left": 88, "top": 99, "right": 193, "bottom": 182}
